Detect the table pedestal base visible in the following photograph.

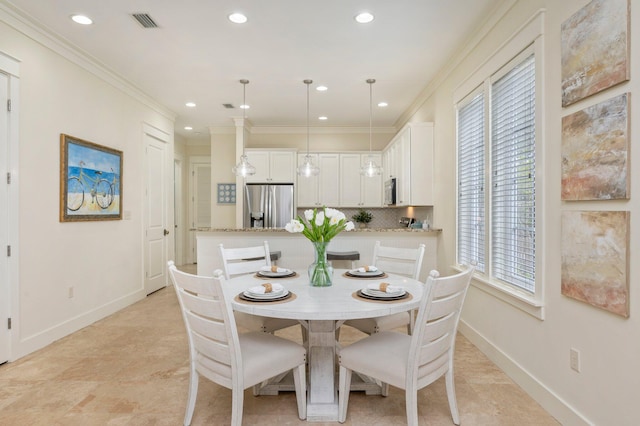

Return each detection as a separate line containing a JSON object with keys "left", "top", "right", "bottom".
{"left": 254, "top": 319, "right": 385, "bottom": 422}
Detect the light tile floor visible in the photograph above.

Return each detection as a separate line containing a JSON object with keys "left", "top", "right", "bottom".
{"left": 0, "top": 265, "right": 559, "bottom": 425}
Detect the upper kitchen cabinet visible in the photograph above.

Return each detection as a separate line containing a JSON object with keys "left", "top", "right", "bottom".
{"left": 297, "top": 153, "right": 340, "bottom": 207}
{"left": 245, "top": 149, "right": 296, "bottom": 183}
{"left": 385, "top": 123, "right": 434, "bottom": 206}
{"left": 339, "top": 153, "right": 383, "bottom": 207}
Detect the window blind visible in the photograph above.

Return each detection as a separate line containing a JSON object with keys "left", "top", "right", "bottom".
{"left": 457, "top": 92, "right": 485, "bottom": 272}
{"left": 491, "top": 54, "right": 535, "bottom": 292}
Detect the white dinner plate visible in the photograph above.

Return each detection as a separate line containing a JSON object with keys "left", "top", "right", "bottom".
{"left": 257, "top": 270, "right": 294, "bottom": 278}
{"left": 243, "top": 289, "right": 289, "bottom": 300}
{"left": 361, "top": 287, "right": 406, "bottom": 298}
{"left": 348, "top": 269, "right": 384, "bottom": 277}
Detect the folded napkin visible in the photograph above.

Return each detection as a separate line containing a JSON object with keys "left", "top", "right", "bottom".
{"left": 259, "top": 266, "right": 290, "bottom": 273}
{"left": 356, "top": 265, "right": 378, "bottom": 273}
{"left": 367, "top": 282, "right": 403, "bottom": 294}
{"left": 248, "top": 282, "right": 284, "bottom": 295}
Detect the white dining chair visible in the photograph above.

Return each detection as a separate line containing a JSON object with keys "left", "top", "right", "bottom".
{"left": 219, "top": 241, "right": 300, "bottom": 334}
{"left": 168, "top": 261, "right": 307, "bottom": 426}
{"left": 338, "top": 264, "right": 475, "bottom": 425}
{"left": 343, "top": 241, "right": 425, "bottom": 335}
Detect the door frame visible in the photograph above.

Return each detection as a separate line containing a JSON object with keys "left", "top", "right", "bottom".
{"left": 142, "top": 123, "right": 173, "bottom": 295}
{"left": 1, "top": 51, "right": 20, "bottom": 363}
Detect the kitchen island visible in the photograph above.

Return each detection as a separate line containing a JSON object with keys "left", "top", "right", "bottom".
{"left": 195, "top": 228, "right": 440, "bottom": 281}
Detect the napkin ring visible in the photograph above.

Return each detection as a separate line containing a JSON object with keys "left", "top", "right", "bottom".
{"left": 262, "top": 283, "right": 273, "bottom": 293}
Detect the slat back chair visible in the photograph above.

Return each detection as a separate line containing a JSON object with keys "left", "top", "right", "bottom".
{"left": 219, "top": 241, "right": 271, "bottom": 279}
{"left": 343, "top": 241, "right": 426, "bottom": 335}
{"left": 338, "top": 264, "right": 475, "bottom": 425}
{"left": 168, "top": 261, "right": 306, "bottom": 425}
{"left": 219, "top": 241, "right": 300, "bottom": 334}
{"left": 372, "top": 241, "right": 425, "bottom": 280}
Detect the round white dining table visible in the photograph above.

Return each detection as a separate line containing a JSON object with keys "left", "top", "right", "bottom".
{"left": 222, "top": 269, "right": 424, "bottom": 422}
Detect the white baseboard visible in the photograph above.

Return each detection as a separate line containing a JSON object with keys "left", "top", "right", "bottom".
{"left": 12, "top": 289, "right": 146, "bottom": 360}
{"left": 458, "top": 320, "right": 592, "bottom": 426}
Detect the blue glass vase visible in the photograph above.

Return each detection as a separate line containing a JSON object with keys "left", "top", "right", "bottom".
{"left": 308, "top": 241, "right": 334, "bottom": 287}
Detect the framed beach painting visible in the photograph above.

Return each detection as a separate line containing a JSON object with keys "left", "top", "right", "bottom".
{"left": 60, "top": 134, "right": 123, "bottom": 222}
{"left": 561, "top": 0, "right": 630, "bottom": 107}
{"left": 561, "top": 211, "right": 629, "bottom": 317}
{"left": 561, "top": 93, "right": 629, "bottom": 200}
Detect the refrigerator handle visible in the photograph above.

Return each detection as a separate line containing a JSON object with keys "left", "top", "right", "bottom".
{"left": 269, "top": 185, "right": 277, "bottom": 228}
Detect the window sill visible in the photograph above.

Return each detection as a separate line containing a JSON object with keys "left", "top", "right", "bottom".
{"left": 453, "top": 266, "right": 545, "bottom": 320}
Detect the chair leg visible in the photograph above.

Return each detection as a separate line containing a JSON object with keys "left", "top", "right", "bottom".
{"left": 338, "top": 365, "right": 352, "bottom": 423}
{"left": 381, "top": 382, "right": 389, "bottom": 397}
{"left": 445, "top": 368, "right": 461, "bottom": 425}
{"left": 405, "top": 384, "right": 419, "bottom": 426}
{"left": 231, "top": 385, "right": 244, "bottom": 426}
{"left": 184, "top": 370, "right": 199, "bottom": 425}
{"left": 292, "top": 363, "right": 307, "bottom": 420}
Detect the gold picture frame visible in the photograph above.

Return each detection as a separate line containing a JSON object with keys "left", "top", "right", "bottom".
{"left": 60, "top": 134, "right": 123, "bottom": 222}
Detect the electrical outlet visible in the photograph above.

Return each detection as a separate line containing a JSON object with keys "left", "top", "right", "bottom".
{"left": 570, "top": 348, "right": 581, "bottom": 372}
{"left": 68, "top": 286, "right": 74, "bottom": 299}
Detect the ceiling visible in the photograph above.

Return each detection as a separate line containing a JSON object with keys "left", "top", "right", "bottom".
{"left": 3, "top": 0, "right": 502, "bottom": 141}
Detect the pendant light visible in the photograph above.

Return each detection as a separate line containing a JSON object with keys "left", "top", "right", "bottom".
{"left": 297, "top": 79, "right": 320, "bottom": 177}
{"left": 232, "top": 79, "right": 256, "bottom": 177}
{"left": 360, "top": 78, "right": 382, "bottom": 177}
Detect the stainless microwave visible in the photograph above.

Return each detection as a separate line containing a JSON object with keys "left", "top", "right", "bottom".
{"left": 384, "top": 178, "right": 396, "bottom": 205}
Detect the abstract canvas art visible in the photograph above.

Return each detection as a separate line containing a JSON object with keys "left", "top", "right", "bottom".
{"left": 561, "top": 93, "right": 629, "bottom": 200}
{"left": 561, "top": 0, "right": 629, "bottom": 107}
{"left": 561, "top": 211, "right": 629, "bottom": 317}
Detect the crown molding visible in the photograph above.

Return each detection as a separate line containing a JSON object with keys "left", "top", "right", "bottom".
{"left": 0, "top": 1, "right": 176, "bottom": 122}
{"left": 394, "top": 0, "right": 518, "bottom": 127}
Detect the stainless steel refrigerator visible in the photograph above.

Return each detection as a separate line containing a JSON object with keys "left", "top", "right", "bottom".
{"left": 244, "top": 183, "right": 295, "bottom": 229}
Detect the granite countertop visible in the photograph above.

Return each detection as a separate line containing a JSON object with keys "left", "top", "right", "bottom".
{"left": 193, "top": 227, "right": 441, "bottom": 234}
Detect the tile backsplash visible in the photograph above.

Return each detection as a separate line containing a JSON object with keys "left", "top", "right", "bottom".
{"left": 296, "top": 206, "right": 433, "bottom": 229}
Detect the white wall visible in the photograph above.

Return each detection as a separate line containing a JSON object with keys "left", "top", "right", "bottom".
{"left": 407, "top": 0, "right": 640, "bottom": 424}
{"left": 0, "top": 15, "right": 174, "bottom": 358}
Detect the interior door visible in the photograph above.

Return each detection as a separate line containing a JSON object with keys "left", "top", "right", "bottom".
{"left": 0, "top": 72, "right": 9, "bottom": 363}
{"left": 187, "top": 160, "right": 211, "bottom": 263}
{"left": 174, "top": 158, "right": 184, "bottom": 265}
{"left": 144, "top": 128, "right": 169, "bottom": 295}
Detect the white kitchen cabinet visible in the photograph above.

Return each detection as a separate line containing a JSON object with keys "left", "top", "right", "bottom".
{"left": 339, "top": 153, "right": 383, "bottom": 208}
{"left": 385, "top": 122, "right": 433, "bottom": 206}
{"left": 245, "top": 150, "right": 296, "bottom": 183}
{"left": 297, "top": 153, "right": 340, "bottom": 207}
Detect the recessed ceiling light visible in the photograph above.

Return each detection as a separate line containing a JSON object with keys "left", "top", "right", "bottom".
{"left": 355, "top": 12, "right": 374, "bottom": 24}
{"left": 185, "top": 102, "right": 196, "bottom": 108}
{"left": 184, "top": 126, "right": 193, "bottom": 130}
{"left": 318, "top": 116, "right": 328, "bottom": 120}
{"left": 316, "top": 85, "right": 328, "bottom": 92}
{"left": 377, "top": 102, "right": 388, "bottom": 107}
{"left": 240, "top": 104, "right": 250, "bottom": 109}
{"left": 228, "top": 13, "right": 247, "bottom": 24}
{"left": 71, "top": 14, "right": 93, "bottom": 25}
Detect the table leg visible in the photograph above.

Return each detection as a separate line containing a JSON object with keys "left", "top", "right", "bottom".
{"left": 307, "top": 319, "right": 339, "bottom": 421}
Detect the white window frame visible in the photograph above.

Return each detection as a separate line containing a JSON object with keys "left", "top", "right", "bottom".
{"left": 454, "top": 11, "right": 545, "bottom": 320}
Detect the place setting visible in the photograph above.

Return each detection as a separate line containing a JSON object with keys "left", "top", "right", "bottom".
{"left": 254, "top": 265, "right": 298, "bottom": 279}
{"left": 354, "top": 282, "right": 411, "bottom": 302}
{"left": 237, "top": 282, "right": 295, "bottom": 303}
{"left": 343, "top": 265, "right": 388, "bottom": 279}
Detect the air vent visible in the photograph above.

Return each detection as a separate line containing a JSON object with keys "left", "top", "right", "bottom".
{"left": 222, "top": 103, "right": 235, "bottom": 109}
{"left": 132, "top": 13, "right": 158, "bottom": 28}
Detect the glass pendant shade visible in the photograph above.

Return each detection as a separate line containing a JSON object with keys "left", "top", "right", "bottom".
{"left": 233, "top": 79, "right": 256, "bottom": 177}
{"left": 232, "top": 154, "right": 256, "bottom": 177}
{"left": 298, "top": 154, "right": 320, "bottom": 177}
{"left": 361, "top": 78, "right": 382, "bottom": 177}
{"left": 361, "top": 155, "right": 382, "bottom": 177}
{"left": 297, "top": 79, "right": 320, "bottom": 177}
